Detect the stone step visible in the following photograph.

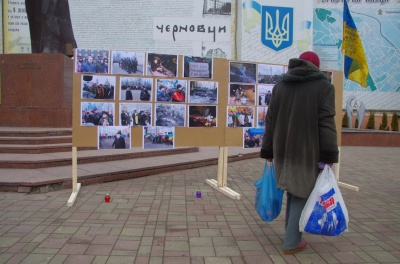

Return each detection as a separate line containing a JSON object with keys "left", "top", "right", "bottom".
{"left": 0, "top": 147, "right": 199, "bottom": 169}
{"left": 0, "top": 136, "right": 72, "bottom": 145}
{"left": 0, "top": 127, "right": 72, "bottom": 137}
{"left": 0, "top": 143, "right": 96, "bottom": 154}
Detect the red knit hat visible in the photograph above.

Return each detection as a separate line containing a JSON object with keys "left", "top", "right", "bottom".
{"left": 299, "top": 51, "right": 320, "bottom": 68}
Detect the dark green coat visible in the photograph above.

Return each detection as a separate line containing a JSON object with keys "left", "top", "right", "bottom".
{"left": 260, "top": 58, "right": 339, "bottom": 198}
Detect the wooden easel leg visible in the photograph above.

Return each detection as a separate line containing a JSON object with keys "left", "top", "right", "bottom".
{"left": 206, "top": 147, "right": 241, "bottom": 200}
{"left": 67, "top": 147, "right": 81, "bottom": 206}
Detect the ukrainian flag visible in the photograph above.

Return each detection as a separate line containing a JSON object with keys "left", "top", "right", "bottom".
{"left": 342, "top": 1, "right": 372, "bottom": 89}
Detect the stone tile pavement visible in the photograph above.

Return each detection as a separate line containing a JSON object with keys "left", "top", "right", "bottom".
{"left": 0, "top": 146, "right": 399, "bottom": 264}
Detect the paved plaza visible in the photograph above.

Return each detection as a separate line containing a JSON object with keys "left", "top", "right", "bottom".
{"left": 0, "top": 146, "right": 399, "bottom": 264}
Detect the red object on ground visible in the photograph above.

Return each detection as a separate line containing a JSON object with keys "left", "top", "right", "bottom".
{"left": 104, "top": 194, "right": 111, "bottom": 203}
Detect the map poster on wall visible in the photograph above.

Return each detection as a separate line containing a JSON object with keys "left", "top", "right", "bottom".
{"left": 2, "top": 0, "right": 31, "bottom": 54}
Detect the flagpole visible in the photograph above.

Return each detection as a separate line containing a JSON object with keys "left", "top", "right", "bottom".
{"left": 338, "top": 48, "right": 359, "bottom": 192}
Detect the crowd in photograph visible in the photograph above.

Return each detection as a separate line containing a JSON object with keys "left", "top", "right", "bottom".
{"left": 77, "top": 55, "right": 109, "bottom": 73}
{"left": 82, "top": 108, "right": 114, "bottom": 126}
{"left": 228, "top": 109, "right": 254, "bottom": 127}
{"left": 121, "top": 109, "right": 151, "bottom": 126}
{"left": 118, "top": 57, "right": 139, "bottom": 74}
{"left": 82, "top": 81, "right": 114, "bottom": 99}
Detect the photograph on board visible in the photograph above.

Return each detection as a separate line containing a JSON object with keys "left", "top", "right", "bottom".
{"left": 188, "top": 105, "right": 217, "bottom": 127}
{"left": 229, "top": 61, "right": 257, "bottom": 83}
{"left": 143, "top": 126, "right": 174, "bottom": 149}
{"left": 156, "top": 79, "right": 187, "bottom": 103}
{"left": 120, "top": 77, "right": 153, "bottom": 101}
{"left": 111, "top": 50, "right": 145, "bottom": 75}
{"left": 81, "top": 75, "right": 115, "bottom": 100}
{"left": 120, "top": 103, "right": 152, "bottom": 126}
{"left": 228, "top": 84, "right": 255, "bottom": 106}
{"left": 257, "top": 106, "right": 268, "bottom": 128}
{"left": 146, "top": 53, "right": 177, "bottom": 78}
{"left": 227, "top": 106, "right": 254, "bottom": 128}
{"left": 258, "top": 63, "right": 286, "bottom": 84}
{"left": 257, "top": 84, "right": 273, "bottom": 106}
{"left": 243, "top": 127, "right": 263, "bottom": 149}
{"left": 98, "top": 126, "right": 131, "bottom": 150}
{"left": 75, "top": 48, "right": 110, "bottom": 74}
{"left": 155, "top": 103, "right": 186, "bottom": 127}
{"left": 183, "top": 56, "right": 213, "bottom": 79}
{"left": 81, "top": 102, "right": 115, "bottom": 126}
{"left": 188, "top": 80, "right": 218, "bottom": 104}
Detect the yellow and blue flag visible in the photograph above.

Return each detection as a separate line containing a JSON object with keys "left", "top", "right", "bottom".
{"left": 342, "top": 1, "right": 374, "bottom": 90}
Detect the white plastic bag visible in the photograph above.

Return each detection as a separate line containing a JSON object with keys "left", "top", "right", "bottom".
{"left": 299, "top": 165, "right": 349, "bottom": 236}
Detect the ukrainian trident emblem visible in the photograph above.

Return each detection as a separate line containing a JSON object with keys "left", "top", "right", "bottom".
{"left": 261, "top": 6, "right": 293, "bottom": 51}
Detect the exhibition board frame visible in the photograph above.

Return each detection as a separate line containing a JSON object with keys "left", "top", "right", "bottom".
{"left": 68, "top": 52, "right": 345, "bottom": 206}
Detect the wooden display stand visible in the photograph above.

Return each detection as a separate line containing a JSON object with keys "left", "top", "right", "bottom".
{"left": 68, "top": 53, "right": 345, "bottom": 206}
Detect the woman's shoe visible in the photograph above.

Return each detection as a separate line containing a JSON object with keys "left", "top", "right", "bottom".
{"left": 283, "top": 239, "right": 308, "bottom": 255}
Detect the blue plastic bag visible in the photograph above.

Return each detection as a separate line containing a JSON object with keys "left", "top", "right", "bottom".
{"left": 299, "top": 165, "right": 349, "bottom": 236}
{"left": 254, "top": 162, "right": 284, "bottom": 222}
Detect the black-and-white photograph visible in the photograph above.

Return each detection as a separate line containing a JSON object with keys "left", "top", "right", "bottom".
{"left": 120, "top": 103, "right": 152, "bottom": 127}
{"left": 98, "top": 126, "right": 131, "bottom": 150}
{"left": 229, "top": 61, "right": 257, "bottom": 83}
{"left": 111, "top": 51, "right": 145, "bottom": 75}
{"left": 257, "top": 84, "right": 273, "bottom": 106}
{"left": 258, "top": 64, "right": 286, "bottom": 84}
{"left": 81, "top": 75, "right": 115, "bottom": 100}
{"left": 75, "top": 49, "right": 110, "bottom": 74}
{"left": 146, "top": 53, "right": 177, "bottom": 78}
{"left": 155, "top": 104, "right": 186, "bottom": 127}
{"left": 120, "top": 77, "right": 153, "bottom": 101}
{"left": 227, "top": 106, "right": 254, "bottom": 127}
{"left": 243, "top": 127, "right": 263, "bottom": 149}
{"left": 189, "top": 81, "right": 218, "bottom": 104}
{"left": 143, "top": 126, "right": 174, "bottom": 149}
{"left": 156, "top": 79, "right": 187, "bottom": 103}
{"left": 203, "top": 0, "right": 231, "bottom": 16}
{"left": 81, "top": 102, "right": 115, "bottom": 126}
{"left": 257, "top": 106, "right": 268, "bottom": 128}
{"left": 228, "top": 84, "right": 255, "bottom": 106}
{"left": 188, "top": 105, "right": 217, "bottom": 127}
{"left": 183, "top": 56, "right": 213, "bottom": 78}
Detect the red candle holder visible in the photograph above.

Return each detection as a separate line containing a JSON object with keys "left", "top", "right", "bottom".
{"left": 104, "top": 194, "right": 111, "bottom": 203}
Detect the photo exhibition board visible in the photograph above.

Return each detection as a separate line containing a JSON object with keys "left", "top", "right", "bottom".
{"left": 72, "top": 53, "right": 343, "bottom": 147}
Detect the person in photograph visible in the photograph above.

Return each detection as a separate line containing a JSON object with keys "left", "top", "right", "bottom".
{"left": 150, "top": 56, "right": 165, "bottom": 74}
{"left": 121, "top": 110, "right": 128, "bottom": 126}
{"left": 235, "top": 88, "right": 241, "bottom": 103}
{"left": 265, "top": 90, "right": 272, "bottom": 106}
{"left": 82, "top": 56, "right": 96, "bottom": 73}
{"left": 125, "top": 88, "right": 133, "bottom": 100}
{"left": 85, "top": 107, "right": 101, "bottom": 125}
{"left": 98, "top": 111, "right": 113, "bottom": 126}
{"left": 95, "top": 58, "right": 108, "bottom": 73}
{"left": 132, "top": 110, "right": 139, "bottom": 125}
{"left": 171, "top": 84, "right": 185, "bottom": 102}
{"left": 260, "top": 51, "right": 338, "bottom": 255}
{"left": 112, "top": 130, "right": 126, "bottom": 149}
{"left": 228, "top": 111, "right": 235, "bottom": 127}
{"left": 140, "top": 87, "right": 151, "bottom": 101}
{"left": 77, "top": 56, "right": 83, "bottom": 72}
{"left": 157, "top": 86, "right": 170, "bottom": 101}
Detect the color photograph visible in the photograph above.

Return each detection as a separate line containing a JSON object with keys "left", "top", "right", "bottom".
{"left": 120, "top": 103, "right": 152, "bottom": 126}
{"left": 227, "top": 106, "right": 254, "bottom": 127}
{"left": 120, "top": 77, "right": 153, "bottom": 101}
{"left": 188, "top": 105, "right": 217, "bottom": 127}
{"left": 243, "top": 127, "right": 263, "bottom": 148}
{"left": 98, "top": 126, "right": 131, "bottom": 150}
{"left": 155, "top": 104, "right": 186, "bottom": 127}
{"left": 322, "top": 70, "right": 333, "bottom": 83}
{"left": 258, "top": 64, "right": 286, "bottom": 84}
{"left": 81, "top": 75, "right": 115, "bottom": 100}
{"left": 75, "top": 48, "right": 110, "bottom": 74}
{"left": 257, "top": 106, "right": 268, "bottom": 128}
{"left": 188, "top": 81, "right": 218, "bottom": 104}
{"left": 228, "top": 84, "right": 256, "bottom": 106}
{"left": 156, "top": 79, "right": 187, "bottom": 103}
{"left": 257, "top": 84, "right": 273, "bottom": 106}
{"left": 143, "top": 126, "right": 174, "bottom": 149}
{"left": 81, "top": 102, "right": 115, "bottom": 126}
{"left": 146, "top": 53, "right": 177, "bottom": 78}
{"left": 111, "top": 50, "right": 145, "bottom": 75}
{"left": 183, "top": 56, "right": 213, "bottom": 78}
{"left": 229, "top": 61, "right": 257, "bottom": 83}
